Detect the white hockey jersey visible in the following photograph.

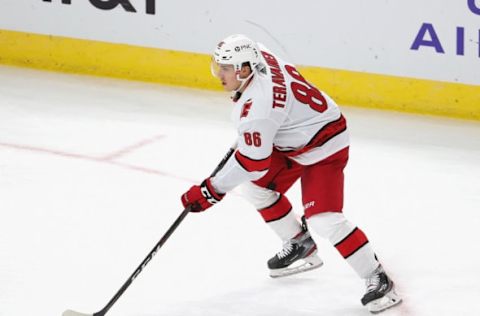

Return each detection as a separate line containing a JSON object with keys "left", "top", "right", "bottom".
{"left": 211, "top": 45, "right": 349, "bottom": 194}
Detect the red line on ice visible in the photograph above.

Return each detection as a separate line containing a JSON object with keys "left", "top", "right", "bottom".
{"left": 0, "top": 140, "right": 195, "bottom": 184}
{"left": 99, "top": 134, "right": 166, "bottom": 161}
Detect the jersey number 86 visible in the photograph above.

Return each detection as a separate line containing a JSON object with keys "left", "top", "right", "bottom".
{"left": 285, "top": 65, "right": 328, "bottom": 113}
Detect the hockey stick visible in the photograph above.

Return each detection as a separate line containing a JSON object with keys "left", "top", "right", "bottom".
{"left": 63, "top": 144, "right": 236, "bottom": 316}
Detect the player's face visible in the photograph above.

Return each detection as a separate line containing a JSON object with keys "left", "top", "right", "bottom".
{"left": 212, "top": 62, "right": 242, "bottom": 91}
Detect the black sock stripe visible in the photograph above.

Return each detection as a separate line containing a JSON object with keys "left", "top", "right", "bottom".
{"left": 258, "top": 194, "right": 283, "bottom": 211}
{"left": 343, "top": 240, "right": 369, "bottom": 259}
{"left": 265, "top": 207, "right": 292, "bottom": 223}
{"left": 334, "top": 227, "right": 358, "bottom": 248}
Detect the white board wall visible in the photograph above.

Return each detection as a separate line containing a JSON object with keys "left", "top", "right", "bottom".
{"left": 1, "top": 0, "right": 479, "bottom": 85}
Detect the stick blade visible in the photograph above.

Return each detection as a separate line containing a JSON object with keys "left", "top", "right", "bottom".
{"left": 62, "top": 310, "right": 93, "bottom": 316}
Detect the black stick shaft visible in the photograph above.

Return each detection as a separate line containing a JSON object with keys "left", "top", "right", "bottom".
{"left": 94, "top": 207, "right": 190, "bottom": 316}
{"left": 93, "top": 145, "right": 236, "bottom": 316}
{"left": 210, "top": 146, "right": 236, "bottom": 176}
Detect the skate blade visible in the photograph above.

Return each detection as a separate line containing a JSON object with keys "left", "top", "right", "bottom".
{"left": 269, "top": 254, "right": 323, "bottom": 278}
{"left": 367, "top": 288, "right": 402, "bottom": 314}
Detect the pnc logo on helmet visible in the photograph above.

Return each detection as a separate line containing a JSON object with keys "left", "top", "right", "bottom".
{"left": 235, "top": 44, "right": 252, "bottom": 52}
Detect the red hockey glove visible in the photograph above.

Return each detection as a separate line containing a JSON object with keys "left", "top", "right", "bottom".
{"left": 181, "top": 178, "right": 225, "bottom": 212}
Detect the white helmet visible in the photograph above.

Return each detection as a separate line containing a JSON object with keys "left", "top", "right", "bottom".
{"left": 212, "top": 34, "right": 263, "bottom": 74}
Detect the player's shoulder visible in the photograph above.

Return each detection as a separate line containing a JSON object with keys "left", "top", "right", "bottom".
{"left": 237, "top": 76, "right": 273, "bottom": 121}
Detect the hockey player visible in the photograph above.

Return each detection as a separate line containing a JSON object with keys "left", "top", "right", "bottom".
{"left": 181, "top": 34, "right": 402, "bottom": 313}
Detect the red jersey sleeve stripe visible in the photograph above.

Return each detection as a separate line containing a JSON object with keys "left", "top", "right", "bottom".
{"left": 334, "top": 227, "right": 369, "bottom": 259}
{"left": 235, "top": 150, "right": 271, "bottom": 172}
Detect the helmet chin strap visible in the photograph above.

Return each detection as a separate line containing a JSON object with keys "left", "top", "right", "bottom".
{"left": 232, "top": 71, "right": 255, "bottom": 101}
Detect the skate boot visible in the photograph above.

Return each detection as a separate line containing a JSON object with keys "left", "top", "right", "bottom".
{"left": 267, "top": 225, "right": 323, "bottom": 278}
{"left": 361, "top": 265, "right": 402, "bottom": 313}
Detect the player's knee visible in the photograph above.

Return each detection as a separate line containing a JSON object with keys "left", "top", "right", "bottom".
{"left": 240, "top": 182, "right": 279, "bottom": 209}
{"left": 307, "top": 212, "right": 354, "bottom": 243}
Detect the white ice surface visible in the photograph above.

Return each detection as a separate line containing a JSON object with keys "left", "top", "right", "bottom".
{"left": 0, "top": 66, "right": 479, "bottom": 316}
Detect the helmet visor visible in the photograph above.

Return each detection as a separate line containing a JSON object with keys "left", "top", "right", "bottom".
{"left": 210, "top": 58, "right": 235, "bottom": 78}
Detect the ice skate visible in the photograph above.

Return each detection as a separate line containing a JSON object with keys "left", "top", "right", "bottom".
{"left": 268, "top": 229, "right": 323, "bottom": 278}
{"left": 361, "top": 265, "right": 402, "bottom": 313}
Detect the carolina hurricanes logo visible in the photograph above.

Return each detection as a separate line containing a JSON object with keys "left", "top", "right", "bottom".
{"left": 241, "top": 99, "right": 253, "bottom": 118}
